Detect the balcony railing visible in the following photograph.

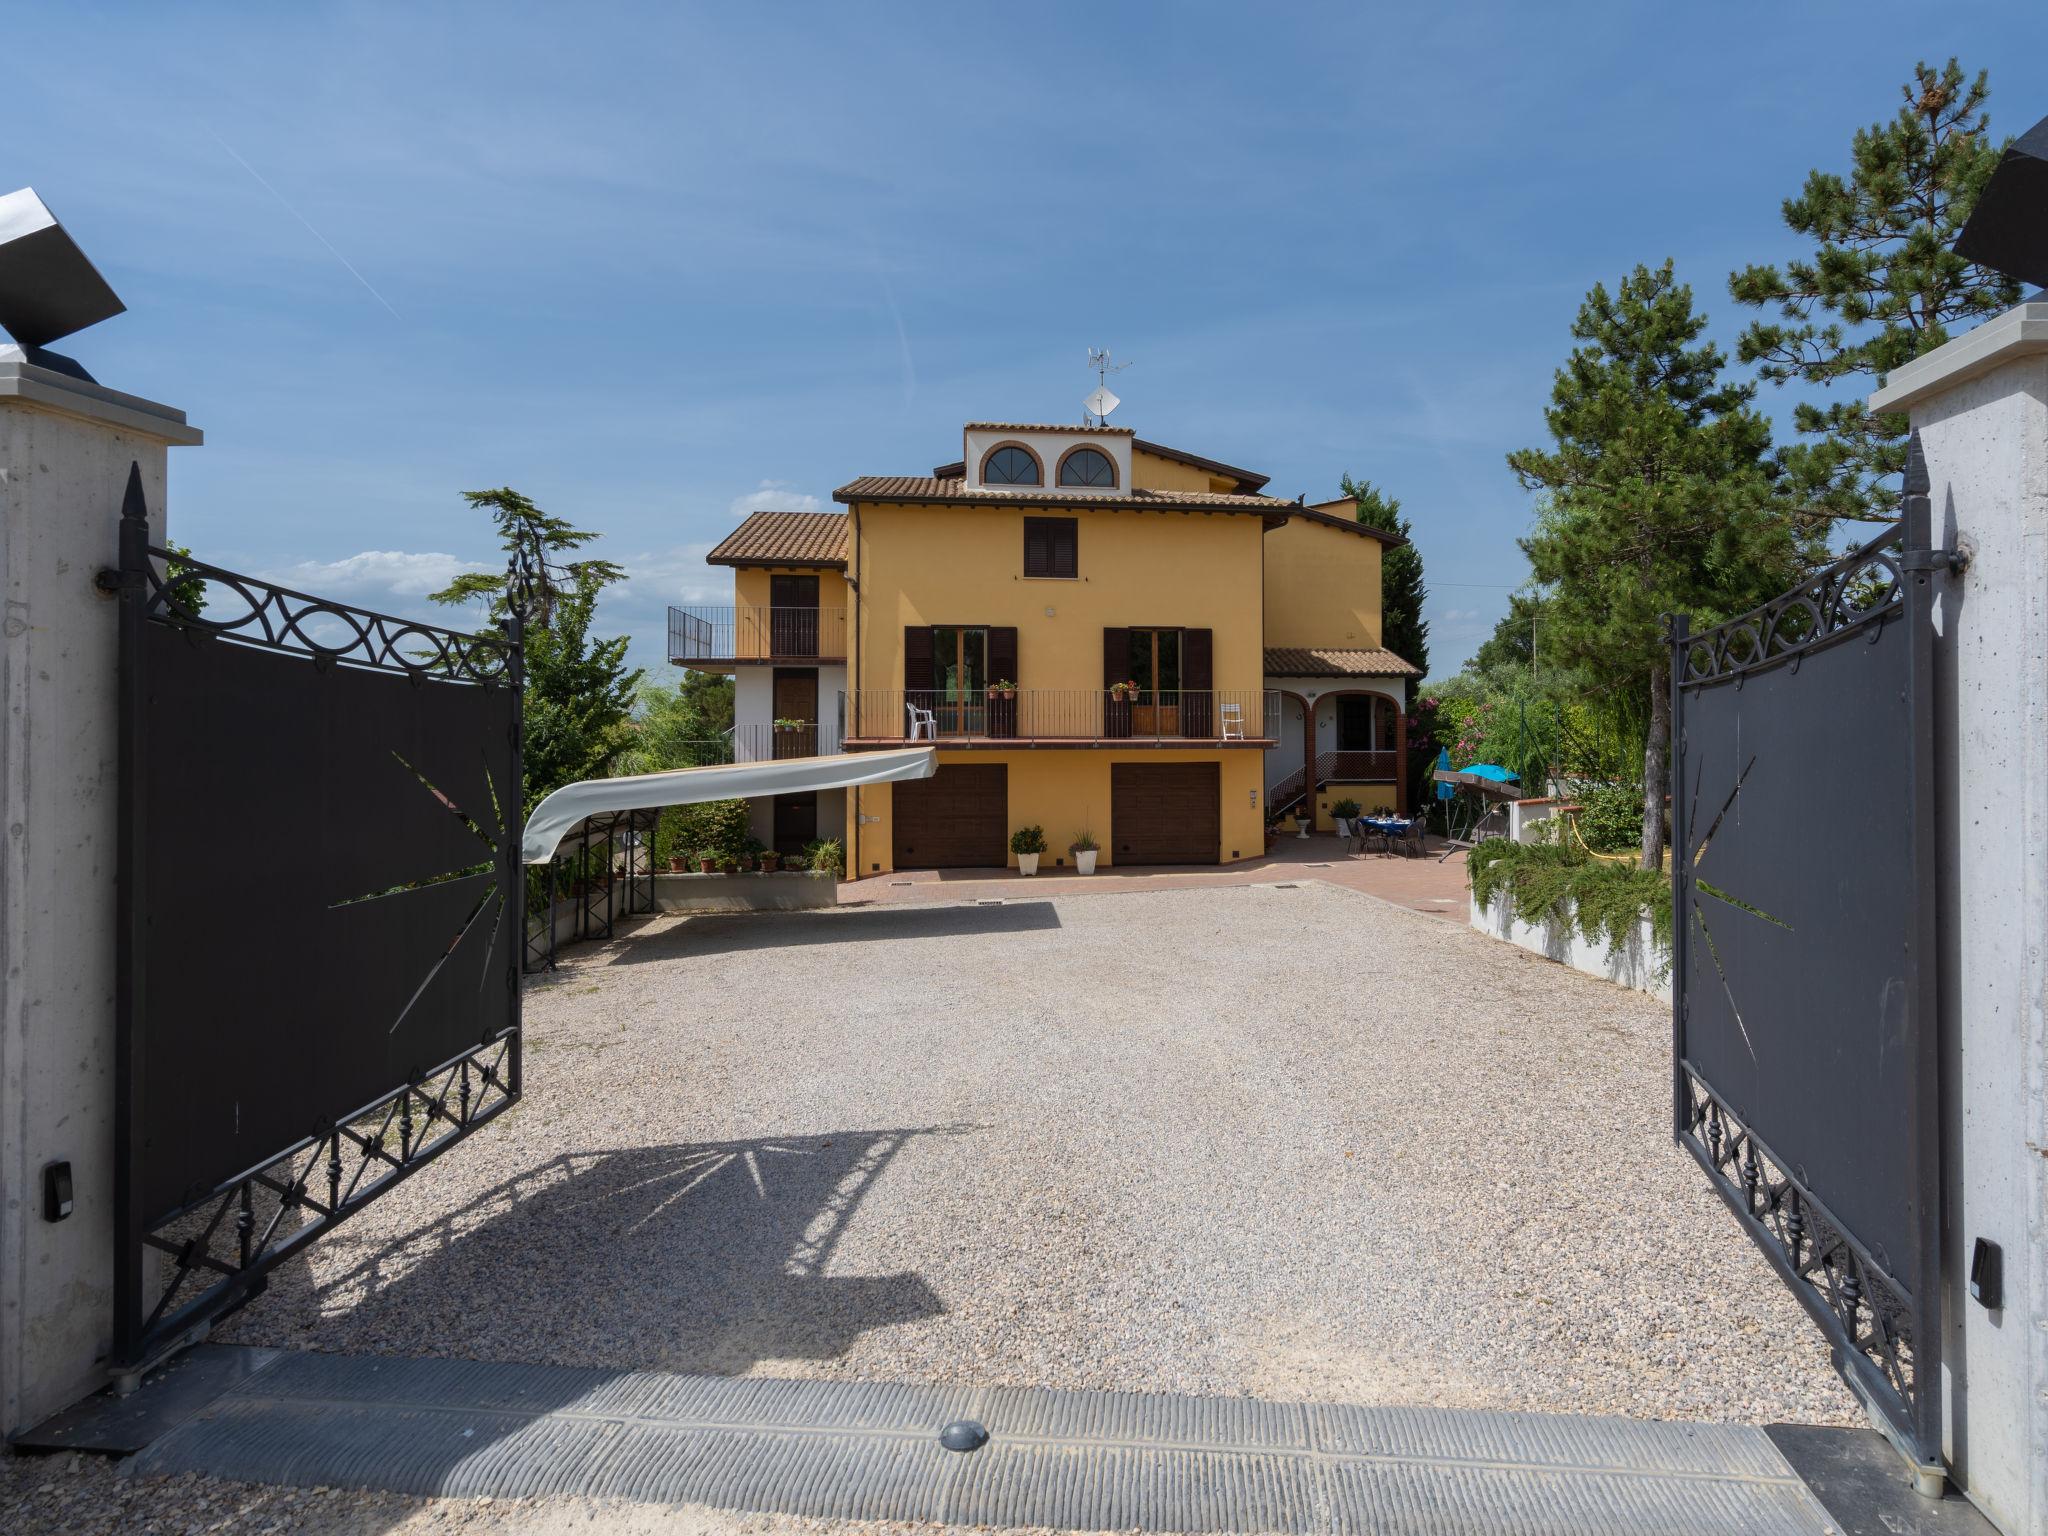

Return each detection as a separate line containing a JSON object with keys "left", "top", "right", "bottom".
{"left": 845, "top": 689, "right": 1280, "bottom": 745}
{"left": 736, "top": 719, "right": 842, "bottom": 763}
{"left": 668, "top": 605, "right": 847, "bottom": 665}
{"left": 655, "top": 720, "right": 844, "bottom": 769}
{"left": 1315, "top": 749, "right": 1401, "bottom": 782}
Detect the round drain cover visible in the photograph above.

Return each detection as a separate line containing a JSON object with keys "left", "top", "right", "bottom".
{"left": 939, "top": 1419, "right": 989, "bottom": 1453}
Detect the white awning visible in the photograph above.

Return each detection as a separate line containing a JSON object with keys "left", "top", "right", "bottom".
{"left": 522, "top": 747, "right": 936, "bottom": 864}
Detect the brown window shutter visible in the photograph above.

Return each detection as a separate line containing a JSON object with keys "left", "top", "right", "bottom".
{"left": 1023, "top": 517, "right": 1076, "bottom": 578}
{"left": 904, "top": 626, "right": 934, "bottom": 692}
{"left": 1182, "top": 628, "right": 1214, "bottom": 737}
{"left": 1102, "top": 626, "right": 1131, "bottom": 738}
{"left": 988, "top": 626, "right": 1018, "bottom": 682}
{"left": 1102, "top": 627, "right": 1129, "bottom": 687}
{"left": 1051, "top": 519, "right": 1076, "bottom": 577}
{"left": 987, "top": 626, "right": 1019, "bottom": 736}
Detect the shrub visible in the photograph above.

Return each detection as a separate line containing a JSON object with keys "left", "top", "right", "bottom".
{"left": 1010, "top": 825, "right": 1047, "bottom": 855}
{"left": 1331, "top": 798, "right": 1362, "bottom": 819}
{"left": 803, "top": 837, "right": 844, "bottom": 878}
{"left": 1573, "top": 784, "right": 1643, "bottom": 854}
{"left": 1467, "top": 837, "right": 1671, "bottom": 957}
{"left": 652, "top": 799, "right": 752, "bottom": 869}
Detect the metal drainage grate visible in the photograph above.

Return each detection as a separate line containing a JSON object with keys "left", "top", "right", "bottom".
{"left": 128, "top": 1353, "right": 1837, "bottom": 1536}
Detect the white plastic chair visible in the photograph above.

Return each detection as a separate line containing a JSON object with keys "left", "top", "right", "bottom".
{"left": 1220, "top": 701, "right": 1245, "bottom": 741}
{"left": 905, "top": 700, "right": 937, "bottom": 741}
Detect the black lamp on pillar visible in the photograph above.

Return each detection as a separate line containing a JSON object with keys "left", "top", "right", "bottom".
{"left": 1955, "top": 113, "right": 2048, "bottom": 293}
{"left": 0, "top": 187, "right": 126, "bottom": 376}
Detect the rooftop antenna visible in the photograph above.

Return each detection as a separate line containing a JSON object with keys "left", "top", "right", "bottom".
{"left": 1084, "top": 347, "right": 1130, "bottom": 426}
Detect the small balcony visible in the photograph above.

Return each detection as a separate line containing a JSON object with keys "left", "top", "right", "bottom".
{"left": 668, "top": 605, "right": 847, "bottom": 668}
{"left": 655, "top": 719, "right": 845, "bottom": 769}
{"left": 842, "top": 689, "right": 1280, "bottom": 747}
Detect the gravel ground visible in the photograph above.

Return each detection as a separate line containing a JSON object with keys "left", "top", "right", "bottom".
{"left": 207, "top": 880, "right": 1854, "bottom": 1430}
{"left": 19, "top": 881, "right": 1859, "bottom": 1534}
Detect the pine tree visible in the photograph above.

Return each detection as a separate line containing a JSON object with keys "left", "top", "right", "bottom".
{"left": 1729, "top": 60, "right": 2020, "bottom": 528}
{"left": 429, "top": 488, "right": 641, "bottom": 809}
{"left": 1508, "top": 261, "right": 1813, "bottom": 869}
{"left": 1339, "top": 475, "right": 1429, "bottom": 686}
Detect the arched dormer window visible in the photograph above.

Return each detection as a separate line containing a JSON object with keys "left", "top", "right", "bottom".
{"left": 1057, "top": 446, "right": 1117, "bottom": 489}
{"left": 981, "top": 444, "right": 1042, "bottom": 486}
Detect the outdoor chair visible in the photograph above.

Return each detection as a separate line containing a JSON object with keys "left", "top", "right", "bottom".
{"left": 905, "top": 700, "right": 937, "bottom": 741}
{"left": 1397, "top": 816, "right": 1427, "bottom": 858}
{"left": 1219, "top": 701, "right": 1245, "bottom": 740}
{"left": 1349, "top": 816, "right": 1387, "bottom": 858}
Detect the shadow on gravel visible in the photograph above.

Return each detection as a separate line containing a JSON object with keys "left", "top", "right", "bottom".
{"left": 614, "top": 901, "right": 1061, "bottom": 960}
{"left": 283, "top": 1124, "right": 978, "bottom": 1376}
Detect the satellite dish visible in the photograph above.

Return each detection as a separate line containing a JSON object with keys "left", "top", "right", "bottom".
{"left": 1084, "top": 385, "right": 1120, "bottom": 422}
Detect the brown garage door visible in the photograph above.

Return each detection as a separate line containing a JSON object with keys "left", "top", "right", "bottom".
{"left": 892, "top": 764, "right": 1007, "bottom": 869}
{"left": 1112, "top": 762, "right": 1220, "bottom": 865}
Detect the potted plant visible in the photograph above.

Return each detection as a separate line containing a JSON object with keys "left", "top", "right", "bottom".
{"left": 988, "top": 678, "right": 1017, "bottom": 701}
{"left": 1069, "top": 830, "right": 1100, "bottom": 875}
{"left": 1295, "top": 809, "right": 1312, "bottom": 838}
{"left": 741, "top": 835, "right": 767, "bottom": 871}
{"left": 773, "top": 717, "right": 804, "bottom": 735}
{"left": 667, "top": 855, "right": 686, "bottom": 873}
{"left": 1331, "top": 798, "right": 1362, "bottom": 838}
{"left": 1010, "top": 824, "right": 1047, "bottom": 875}
{"left": 759, "top": 849, "right": 781, "bottom": 871}
{"left": 1108, "top": 679, "right": 1140, "bottom": 701}
{"left": 696, "top": 849, "right": 717, "bottom": 874}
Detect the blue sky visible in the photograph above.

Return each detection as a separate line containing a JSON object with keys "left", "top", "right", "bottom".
{"left": 12, "top": 1, "right": 2046, "bottom": 679}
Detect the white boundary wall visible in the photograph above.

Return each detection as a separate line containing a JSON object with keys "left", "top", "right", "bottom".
{"left": 1467, "top": 891, "right": 1671, "bottom": 1003}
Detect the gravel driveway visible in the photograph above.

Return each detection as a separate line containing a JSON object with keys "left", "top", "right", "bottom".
{"left": 219, "top": 880, "right": 1857, "bottom": 1427}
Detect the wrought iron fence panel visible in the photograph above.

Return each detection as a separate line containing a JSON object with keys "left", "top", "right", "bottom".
{"left": 109, "top": 465, "right": 527, "bottom": 1371}
{"left": 1668, "top": 443, "right": 1942, "bottom": 1468}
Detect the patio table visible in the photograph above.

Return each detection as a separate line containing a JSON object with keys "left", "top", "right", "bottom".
{"left": 1357, "top": 815, "right": 1412, "bottom": 856}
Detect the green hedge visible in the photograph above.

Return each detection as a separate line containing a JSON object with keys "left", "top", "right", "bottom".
{"left": 1467, "top": 837, "right": 1672, "bottom": 955}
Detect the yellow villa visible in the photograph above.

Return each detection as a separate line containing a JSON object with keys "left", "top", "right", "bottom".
{"left": 671, "top": 420, "right": 1418, "bottom": 873}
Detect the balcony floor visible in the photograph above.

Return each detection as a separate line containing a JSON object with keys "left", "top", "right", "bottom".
{"left": 842, "top": 735, "right": 1277, "bottom": 750}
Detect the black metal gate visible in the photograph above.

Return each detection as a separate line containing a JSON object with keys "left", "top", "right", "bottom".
{"left": 1669, "top": 454, "right": 1943, "bottom": 1466}
{"left": 109, "top": 466, "right": 526, "bottom": 1370}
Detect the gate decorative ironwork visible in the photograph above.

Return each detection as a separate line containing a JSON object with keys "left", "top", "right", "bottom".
{"left": 1669, "top": 443, "right": 1944, "bottom": 1469}
{"left": 108, "top": 465, "right": 526, "bottom": 1371}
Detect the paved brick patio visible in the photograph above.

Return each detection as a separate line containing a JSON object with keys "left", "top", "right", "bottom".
{"left": 841, "top": 831, "right": 1471, "bottom": 919}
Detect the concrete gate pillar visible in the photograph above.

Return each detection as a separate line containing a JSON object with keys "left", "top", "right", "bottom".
{"left": 0, "top": 341, "right": 199, "bottom": 1435}
{"left": 1871, "top": 300, "right": 2048, "bottom": 1536}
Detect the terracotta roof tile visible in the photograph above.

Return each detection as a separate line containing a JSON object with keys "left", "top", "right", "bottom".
{"left": 964, "top": 421, "right": 1136, "bottom": 435}
{"left": 1284, "top": 505, "right": 1407, "bottom": 546}
{"left": 1265, "top": 646, "right": 1421, "bottom": 678}
{"left": 706, "top": 510, "right": 848, "bottom": 568}
{"left": 835, "top": 476, "right": 1295, "bottom": 514}
{"left": 937, "top": 435, "right": 1270, "bottom": 492}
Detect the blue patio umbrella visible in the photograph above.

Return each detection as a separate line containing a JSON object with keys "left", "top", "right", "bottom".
{"left": 1435, "top": 747, "right": 1455, "bottom": 802}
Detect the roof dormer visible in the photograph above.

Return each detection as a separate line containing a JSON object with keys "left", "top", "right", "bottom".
{"left": 960, "top": 422, "right": 1135, "bottom": 494}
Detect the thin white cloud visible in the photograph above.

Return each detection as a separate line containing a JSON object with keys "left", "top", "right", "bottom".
{"left": 266, "top": 550, "right": 489, "bottom": 606}
{"left": 727, "top": 479, "right": 822, "bottom": 517}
